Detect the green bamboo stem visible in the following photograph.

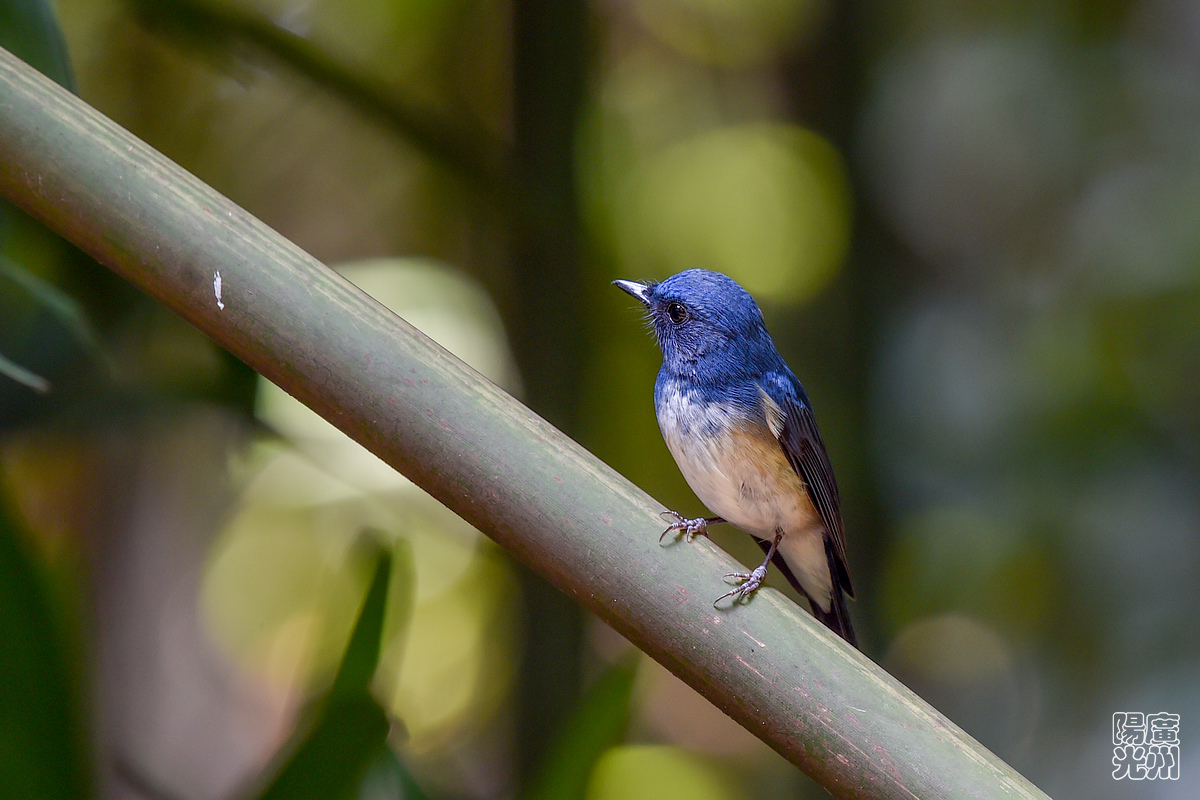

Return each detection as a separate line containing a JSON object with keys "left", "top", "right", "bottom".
{"left": 0, "top": 48, "right": 1050, "bottom": 800}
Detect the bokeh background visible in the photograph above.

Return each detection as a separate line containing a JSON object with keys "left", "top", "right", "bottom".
{"left": 1, "top": 0, "right": 1198, "bottom": 798}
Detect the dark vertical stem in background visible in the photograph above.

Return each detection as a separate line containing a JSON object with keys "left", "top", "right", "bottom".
{"left": 509, "top": 0, "right": 590, "bottom": 787}
{"left": 510, "top": 0, "right": 589, "bottom": 434}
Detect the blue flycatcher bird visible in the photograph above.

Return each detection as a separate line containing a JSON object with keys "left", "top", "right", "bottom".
{"left": 614, "top": 269, "right": 857, "bottom": 647}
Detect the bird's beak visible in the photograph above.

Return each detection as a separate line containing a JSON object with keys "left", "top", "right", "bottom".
{"left": 612, "top": 279, "right": 651, "bottom": 305}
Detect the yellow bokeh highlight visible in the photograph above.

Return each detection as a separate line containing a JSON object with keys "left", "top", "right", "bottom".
{"left": 632, "top": 0, "right": 826, "bottom": 67}
{"left": 201, "top": 500, "right": 369, "bottom": 688}
{"left": 378, "top": 548, "right": 518, "bottom": 751}
{"left": 619, "top": 123, "right": 851, "bottom": 303}
{"left": 585, "top": 745, "right": 742, "bottom": 800}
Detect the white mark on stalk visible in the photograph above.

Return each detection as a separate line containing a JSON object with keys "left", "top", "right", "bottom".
{"left": 214, "top": 271, "right": 225, "bottom": 310}
{"left": 743, "top": 631, "right": 766, "bottom": 648}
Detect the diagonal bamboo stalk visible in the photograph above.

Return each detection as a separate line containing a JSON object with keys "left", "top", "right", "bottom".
{"left": 0, "top": 47, "right": 1050, "bottom": 800}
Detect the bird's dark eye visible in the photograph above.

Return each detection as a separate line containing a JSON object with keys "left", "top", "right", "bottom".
{"left": 665, "top": 301, "right": 689, "bottom": 325}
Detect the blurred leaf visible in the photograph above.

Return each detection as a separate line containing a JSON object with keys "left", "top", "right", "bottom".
{"left": 360, "top": 747, "right": 435, "bottom": 800}
{"left": 0, "top": 0, "right": 74, "bottom": 90}
{"left": 253, "top": 537, "right": 416, "bottom": 800}
{"left": 0, "top": 508, "right": 88, "bottom": 800}
{"left": 255, "top": 694, "right": 390, "bottom": 800}
{"left": 0, "top": 350, "right": 49, "bottom": 393}
{"left": 331, "top": 538, "right": 401, "bottom": 700}
{"left": 522, "top": 656, "right": 639, "bottom": 800}
{"left": 0, "top": 254, "right": 111, "bottom": 372}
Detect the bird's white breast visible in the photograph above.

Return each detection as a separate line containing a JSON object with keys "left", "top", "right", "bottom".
{"left": 656, "top": 391, "right": 819, "bottom": 539}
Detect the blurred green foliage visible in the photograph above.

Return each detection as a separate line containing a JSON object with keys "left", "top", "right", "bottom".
{"left": 1, "top": 0, "right": 1198, "bottom": 798}
{"left": 523, "top": 657, "right": 638, "bottom": 800}
{"left": 0, "top": 505, "right": 88, "bottom": 800}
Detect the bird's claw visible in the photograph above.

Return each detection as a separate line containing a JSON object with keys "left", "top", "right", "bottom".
{"left": 713, "top": 565, "right": 769, "bottom": 606}
{"left": 658, "top": 511, "right": 711, "bottom": 543}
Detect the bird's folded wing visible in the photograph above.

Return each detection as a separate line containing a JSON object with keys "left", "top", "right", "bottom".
{"left": 760, "top": 375, "right": 854, "bottom": 598}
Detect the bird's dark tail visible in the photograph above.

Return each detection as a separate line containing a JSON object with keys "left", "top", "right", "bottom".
{"left": 808, "top": 581, "right": 857, "bottom": 649}
{"left": 811, "top": 535, "right": 857, "bottom": 647}
{"left": 759, "top": 537, "right": 857, "bottom": 649}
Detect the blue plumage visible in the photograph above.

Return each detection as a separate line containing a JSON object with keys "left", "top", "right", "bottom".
{"left": 614, "top": 269, "right": 857, "bottom": 647}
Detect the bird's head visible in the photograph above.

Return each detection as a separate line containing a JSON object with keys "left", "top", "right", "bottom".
{"left": 613, "top": 269, "right": 773, "bottom": 378}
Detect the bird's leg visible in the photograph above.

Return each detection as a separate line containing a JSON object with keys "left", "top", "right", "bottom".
{"left": 659, "top": 511, "right": 724, "bottom": 543}
{"left": 714, "top": 532, "right": 780, "bottom": 606}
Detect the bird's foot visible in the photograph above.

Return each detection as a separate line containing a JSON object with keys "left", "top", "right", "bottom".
{"left": 714, "top": 564, "right": 769, "bottom": 606}
{"left": 659, "top": 511, "right": 720, "bottom": 543}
